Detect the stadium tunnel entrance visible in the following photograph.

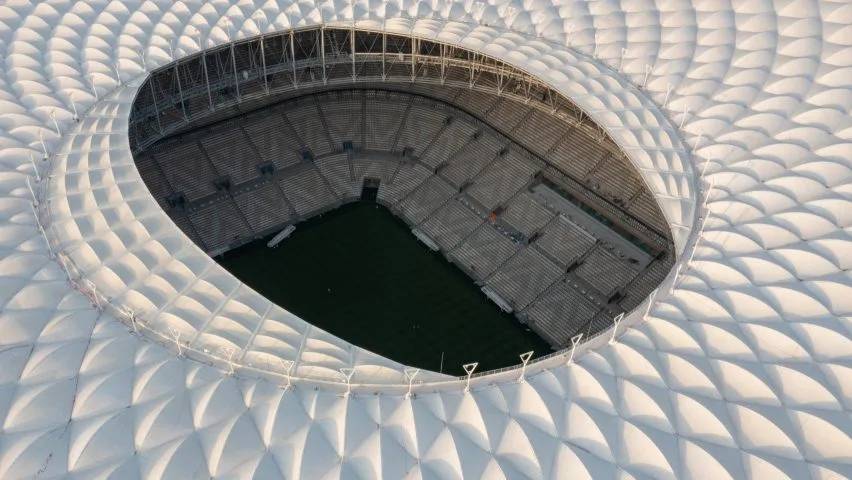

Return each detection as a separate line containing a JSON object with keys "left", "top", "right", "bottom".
{"left": 129, "top": 26, "right": 676, "bottom": 368}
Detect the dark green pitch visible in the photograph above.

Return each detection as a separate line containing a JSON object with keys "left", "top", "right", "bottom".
{"left": 218, "top": 202, "right": 549, "bottom": 375}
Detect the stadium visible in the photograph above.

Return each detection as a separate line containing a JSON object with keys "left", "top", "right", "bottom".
{"left": 0, "top": 0, "right": 850, "bottom": 479}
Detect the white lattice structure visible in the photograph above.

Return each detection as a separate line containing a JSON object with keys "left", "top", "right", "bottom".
{"left": 0, "top": 1, "right": 850, "bottom": 479}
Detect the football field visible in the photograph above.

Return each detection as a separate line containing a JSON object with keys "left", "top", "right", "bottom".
{"left": 218, "top": 201, "right": 549, "bottom": 375}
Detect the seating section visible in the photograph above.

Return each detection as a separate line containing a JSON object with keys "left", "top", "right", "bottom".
{"left": 233, "top": 182, "right": 292, "bottom": 233}
{"left": 451, "top": 89, "right": 498, "bottom": 118}
{"left": 511, "top": 109, "right": 566, "bottom": 157}
{"left": 618, "top": 254, "right": 672, "bottom": 309}
{"left": 353, "top": 158, "right": 395, "bottom": 184}
{"left": 200, "top": 129, "right": 259, "bottom": 184}
{"left": 319, "top": 90, "right": 363, "bottom": 149}
{"left": 486, "top": 247, "right": 564, "bottom": 310}
{"left": 449, "top": 224, "right": 517, "bottom": 280}
{"left": 548, "top": 128, "right": 606, "bottom": 179}
{"left": 467, "top": 151, "right": 538, "bottom": 210}
{"left": 502, "top": 192, "right": 554, "bottom": 237}
{"left": 484, "top": 97, "right": 531, "bottom": 133}
{"left": 419, "top": 200, "right": 483, "bottom": 250}
{"left": 629, "top": 190, "right": 669, "bottom": 235}
{"left": 316, "top": 154, "right": 356, "bottom": 198}
{"left": 523, "top": 279, "right": 602, "bottom": 347}
{"left": 441, "top": 134, "right": 502, "bottom": 188}
{"left": 188, "top": 200, "right": 252, "bottom": 252}
{"left": 536, "top": 216, "right": 597, "bottom": 267}
{"left": 170, "top": 212, "right": 206, "bottom": 249}
{"left": 137, "top": 87, "right": 675, "bottom": 349}
{"left": 242, "top": 114, "right": 302, "bottom": 169}
{"left": 285, "top": 101, "right": 333, "bottom": 155}
{"left": 153, "top": 142, "right": 217, "bottom": 201}
{"left": 397, "top": 104, "right": 447, "bottom": 157}
{"left": 377, "top": 163, "right": 432, "bottom": 205}
{"left": 399, "top": 176, "right": 457, "bottom": 224}
{"left": 278, "top": 167, "right": 338, "bottom": 216}
{"left": 365, "top": 91, "right": 407, "bottom": 150}
{"left": 419, "top": 120, "right": 478, "bottom": 168}
{"left": 583, "top": 310, "right": 619, "bottom": 339}
{"left": 576, "top": 247, "right": 639, "bottom": 296}
{"left": 135, "top": 155, "right": 172, "bottom": 208}
{"left": 586, "top": 154, "right": 639, "bottom": 204}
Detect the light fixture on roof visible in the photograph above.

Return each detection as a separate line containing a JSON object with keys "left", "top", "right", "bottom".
{"left": 463, "top": 362, "right": 478, "bottom": 393}
{"left": 517, "top": 351, "right": 534, "bottom": 383}
{"left": 340, "top": 367, "right": 356, "bottom": 398}
{"left": 404, "top": 368, "right": 420, "bottom": 399}
{"left": 566, "top": 333, "right": 583, "bottom": 365}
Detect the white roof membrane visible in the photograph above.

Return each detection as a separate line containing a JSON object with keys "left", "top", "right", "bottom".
{"left": 0, "top": 1, "right": 849, "bottom": 479}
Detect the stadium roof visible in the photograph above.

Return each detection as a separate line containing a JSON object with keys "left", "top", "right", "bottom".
{"left": 0, "top": 0, "right": 850, "bottom": 478}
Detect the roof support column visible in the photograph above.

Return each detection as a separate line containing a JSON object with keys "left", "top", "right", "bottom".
{"left": 290, "top": 30, "right": 297, "bottom": 88}
{"left": 468, "top": 50, "right": 475, "bottom": 89}
{"left": 174, "top": 62, "right": 188, "bottom": 121}
{"left": 148, "top": 79, "right": 163, "bottom": 134}
{"left": 410, "top": 33, "right": 416, "bottom": 81}
{"left": 440, "top": 43, "right": 445, "bottom": 84}
{"left": 260, "top": 35, "right": 269, "bottom": 93}
{"left": 351, "top": 26, "right": 357, "bottom": 81}
{"left": 201, "top": 49, "right": 213, "bottom": 111}
{"left": 230, "top": 41, "right": 240, "bottom": 100}
{"left": 320, "top": 27, "right": 327, "bottom": 84}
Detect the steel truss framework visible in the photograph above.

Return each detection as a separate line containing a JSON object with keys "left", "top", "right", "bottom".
{"left": 130, "top": 26, "right": 614, "bottom": 157}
